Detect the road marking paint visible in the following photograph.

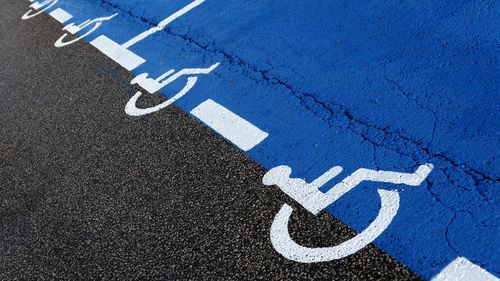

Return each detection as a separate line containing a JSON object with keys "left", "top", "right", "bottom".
{"left": 263, "top": 164, "right": 433, "bottom": 215}
{"left": 22, "top": 0, "right": 59, "bottom": 20}
{"left": 89, "top": 0, "right": 204, "bottom": 71}
{"left": 191, "top": 99, "right": 268, "bottom": 151}
{"left": 125, "top": 78, "right": 197, "bottom": 116}
{"left": 90, "top": 35, "right": 145, "bottom": 71}
{"left": 30, "top": 1, "right": 44, "bottom": 9}
{"left": 121, "top": 0, "right": 205, "bottom": 49}
{"left": 131, "top": 63, "right": 220, "bottom": 94}
{"left": 125, "top": 63, "right": 220, "bottom": 116}
{"left": 49, "top": 8, "right": 72, "bottom": 23}
{"left": 270, "top": 190, "right": 400, "bottom": 262}
{"left": 55, "top": 13, "right": 117, "bottom": 48}
{"left": 431, "top": 257, "right": 498, "bottom": 281}
{"left": 263, "top": 164, "right": 432, "bottom": 263}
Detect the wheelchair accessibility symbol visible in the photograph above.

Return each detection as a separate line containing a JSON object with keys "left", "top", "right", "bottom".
{"left": 21, "top": 0, "right": 59, "bottom": 20}
{"left": 263, "top": 163, "right": 433, "bottom": 263}
{"left": 54, "top": 13, "right": 118, "bottom": 48}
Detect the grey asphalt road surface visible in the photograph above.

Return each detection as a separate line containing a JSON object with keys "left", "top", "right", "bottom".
{"left": 1, "top": 1, "right": 421, "bottom": 280}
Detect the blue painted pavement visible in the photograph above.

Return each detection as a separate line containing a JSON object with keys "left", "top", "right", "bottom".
{"left": 28, "top": 0, "right": 499, "bottom": 279}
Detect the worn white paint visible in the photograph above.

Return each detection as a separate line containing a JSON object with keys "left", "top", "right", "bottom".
{"left": 55, "top": 14, "right": 118, "bottom": 48}
{"left": 89, "top": 0, "right": 204, "bottom": 71}
{"left": 432, "top": 257, "right": 498, "bottom": 281}
{"left": 22, "top": 0, "right": 59, "bottom": 20}
{"left": 131, "top": 63, "right": 220, "bottom": 94}
{"left": 263, "top": 164, "right": 433, "bottom": 215}
{"left": 90, "top": 35, "right": 146, "bottom": 71}
{"left": 125, "top": 63, "right": 220, "bottom": 116}
{"left": 191, "top": 99, "right": 269, "bottom": 151}
{"left": 270, "top": 189, "right": 399, "bottom": 262}
{"left": 125, "top": 77, "right": 197, "bottom": 117}
{"left": 48, "top": 8, "right": 72, "bottom": 23}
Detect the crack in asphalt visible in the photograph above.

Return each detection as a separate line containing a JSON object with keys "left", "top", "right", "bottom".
{"left": 383, "top": 75, "right": 439, "bottom": 146}
{"left": 95, "top": 0, "right": 499, "bottom": 209}
{"left": 425, "top": 178, "right": 497, "bottom": 271}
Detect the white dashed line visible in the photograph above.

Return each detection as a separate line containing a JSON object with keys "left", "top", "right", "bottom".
{"left": 49, "top": 8, "right": 72, "bottom": 23}
{"left": 431, "top": 257, "right": 498, "bottom": 281}
{"left": 191, "top": 99, "right": 268, "bottom": 151}
{"left": 90, "top": 35, "right": 146, "bottom": 71}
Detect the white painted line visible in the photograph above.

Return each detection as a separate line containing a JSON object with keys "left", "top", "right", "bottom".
{"left": 49, "top": 8, "right": 72, "bottom": 23}
{"left": 432, "top": 257, "right": 498, "bottom": 281}
{"left": 31, "top": 1, "right": 43, "bottom": 9}
{"left": 191, "top": 99, "right": 268, "bottom": 151}
{"left": 122, "top": 0, "right": 205, "bottom": 48}
{"left": 22, "top": 0, "right": 59, "bottom": 21}
{"left": 88, "top": 1, "right": 203, "bottom": 71}
{"left": 90, "top": 35, "right": 145, "bottom": 71}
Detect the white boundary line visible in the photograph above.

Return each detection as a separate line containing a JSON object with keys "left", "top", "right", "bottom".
{"left": 191, "top": 99, "right": 268, "bottom": 151}
{"left": 432, "top": 257, "right": 498, "bottom": 281}
{"left": 49, "top": 8, "right": 72, "bottom": 23}
{"left": 90, "top": 36, "right": 146, "bottom": 71}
